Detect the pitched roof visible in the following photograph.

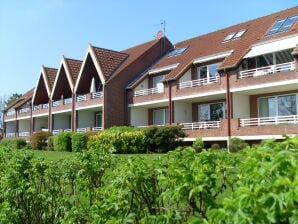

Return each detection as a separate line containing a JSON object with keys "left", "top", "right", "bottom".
{"left": 43, "top": 67, "right": 58, "bottom": 91}
{"left": 132, "top": 6, "right": 298, "bottom": 82}
{"left": 64, "top": 57, "right": 82, "bottom": 85}
{"left": 90, "top": 45, "right": 128, "bottom": 80}
{"left": 5, "top": 88, "right": 34, "bottom": 110}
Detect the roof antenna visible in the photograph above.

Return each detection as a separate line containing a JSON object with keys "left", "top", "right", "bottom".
{"left": 155, "top": 20, "right": 166, "bottom": 53}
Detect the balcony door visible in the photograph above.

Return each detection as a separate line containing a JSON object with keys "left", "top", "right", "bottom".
{"left": 153, "top": 108, "right": 168, "bottom": 125}
{"left": 199, "top": 102, "right": 225, "bottom": 121}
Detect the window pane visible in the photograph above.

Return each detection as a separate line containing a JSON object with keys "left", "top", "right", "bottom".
{"left": 210, "top": 103, "right": 224, "bottom": 121}
{"left": 279, "top": 15, "right": 298, "bottom": 32}
{"left": 267, "top": 19, "right": 286, "bottom": 35}
{"left": 199, "top": 104, "right": 209, "bottom": 121}
{"left": 199, "top": 66, "right": 207, "bottom": 79}
{"left": 153, "top": 109, "right": 168, "bottom": 125}
{"left": 223, "top": 33, "right": 235, "bottom": 41}
{"left": 259, "top": 97, "right": 276, "bottom": 117}
{"left": 153, "top": 75, "right": 165, "bottom": 88}
{"left": 233, "top": 29, "right": 246, "bottom": 39}
{"left": 275, "top": 49, "right": 294, "bottom": 64}
{"left": 256, "top": 54, "right": 273, "bottom": 67}
{"left": 278, "top": 95, "right": 296, "bottom": 116}
{"left": 95, "top": 113, "right": 102, "bottom": 127}
{"left": 208, "top": 63, "right": 220, "bottom": 77}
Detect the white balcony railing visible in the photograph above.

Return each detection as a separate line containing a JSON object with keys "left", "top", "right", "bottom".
{"left": 64, "top": 98, "right": 72, "bottom": 104}
{"left": 178, "top": 76, "right": 219, "bottom": 89}
{"left": 52, "top": 130, "right": 60, "bottom": 135}
{"left": 134, "top": 86, "right": 164, "bottom": 97}
{"left": 92, "top": 126, "right": 103, "bottom": 131}
{"left": 19, "top": 108, "right": 30, "bottom": 114}
{"left": 19, "top": 131, "right": 30, "bottom": 137}
{"left": 64, "top": 129, "right": 72, "bottom": 132}
{"left": 42, "top": 103, "right": 49, "bottom": 109}
{"left": 33, "top": 105, "right": 40, "bottom": 111}
{"left": 91, "top": 92, "right": 103, "bottom": 99}
{"left": 182, "top": 121, "right": 221, "bottom": 130}
{"left": 6, "top": 110, "right": 15, "bottom": 116}
{"left": 76, "top": 95, "right": 86, "bottom": 102}
{"left": 240, "top": 115, "right": 298, "bottom": 127}
{"left": 237, "top": 61, "right": 295, "bottom": 79}
{"left": 77, "top": 128, "right": 87, "bottom": 133}
{"left": 52, "top": 100, "right": 61, "bottom": 107}
{"left": 5, "top": 133, "right": 15, "bottom": 138}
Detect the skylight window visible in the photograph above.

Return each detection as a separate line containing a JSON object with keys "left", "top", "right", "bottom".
{"left": 267, "top": 15, "right": 298, "bottom": 35}
{"left": 223, "top": 29, "right": 247, "bottom": 42}
{"left": 168, "top": 46, "right": 188, "bottom": 57}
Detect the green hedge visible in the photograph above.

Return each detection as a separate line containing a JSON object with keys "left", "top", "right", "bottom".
{"left": 0, "top": 138, "right": 27, "bottom": 149}
{"left": 53, "top": 132, "right": 73, "bottom": 152}
{"left": 47, "top": 136, "right": 54, "bottom": 151}
{"left": 71, "top": 133, "right": 88, "bottom": 152}
{"left": 88, "top": 130, "right": 146, "bottom": 154}
{"left": 31, "top": 131, "right": 52, "bottom": 150}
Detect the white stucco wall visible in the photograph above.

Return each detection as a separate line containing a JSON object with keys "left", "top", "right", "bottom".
{"left": 178, "top": 68, "right": 192, "bottom": 83}
{"left": 53, "top": 114, "right": 70, "bottom": 130}
{"left": 34, "top": 117, "right": 48, "bottom": 131}
{"left": 174, "top": 101, "right": 192, "bottom": 123}
{"left": 135, "top": 78, "right": 148, "bottom": 91}
{"left": 6, "top": 121, "right": 16, "bottom": 133}
{"left": 77, "top": 110, "right": 94, "bottom": 128}
{"left": 19, "top": 119, "right": 30, "bottom": 132}
{"left": 130, "top": 107, "right": 148, "bottom": 127}
{"left": 232, "top": 93, "right": 250, "bottom": 118}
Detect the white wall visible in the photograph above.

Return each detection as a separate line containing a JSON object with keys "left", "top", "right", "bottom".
{"left": 19, "top": 119, "right": 30, "bottom": 132}
{"left": 178, "top": 68, "right": 192, "bottom": 83}
{"left": 232, "top": 93, "right": 250, "bottom": 118}
{"left": 130, "top": 107, "right": 148, "bottom": 127}
{"left": 78, "top": 110, "right": 94, "bottom": 128}
{"left": 135, "top": 78, "right": 148, "bottom": 91}
{"left": 34, "top": 117, "right": 48, "bottom": 131}
{"left": 174, "top": 101, "right": 192, "bottom": 123}
{"left": 6, "top": 121, "right": 16, "bottom": 133}
{"left": 53, "top": 114, "right": 70, "bottom": 130}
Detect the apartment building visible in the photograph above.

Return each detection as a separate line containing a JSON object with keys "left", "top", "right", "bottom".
{"left": 3, "top": 6, "right": 298, "bottom": 144}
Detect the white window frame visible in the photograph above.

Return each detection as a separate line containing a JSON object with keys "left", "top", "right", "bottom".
{"left": 198, "top": 102, "right": 226, "bottom": 121}
{"left": 153, "top": 108, "right": 168, "bottom": 125}
{"left": 197, "top": 63, "right": 220, "bottom": 79}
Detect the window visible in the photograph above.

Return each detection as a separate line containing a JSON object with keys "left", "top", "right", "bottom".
{"left": 152, "top": 75, "right": 165, "bottom": 88}
{"left": 267, "top": 15, "right": 298, "bottom": 35}
{"left": 153, "top": 109, "right": 168, "bottom": 125}
{"left": 258, "top": 95, "right": 297, "bottom": 117}
{"left": 197, "top": 63, "right": 220, "bottom": 79}
{"left": 223, "top": 29, "right": 247, "bottom": 42}
{"left": 168, "top": 46, "right": 188, "bottom": 57}
{"left": 199, "top": 102, "right": 225, "bottom": 121}
{"left": 95, "top": 112, "right": 102, "bottom": 127}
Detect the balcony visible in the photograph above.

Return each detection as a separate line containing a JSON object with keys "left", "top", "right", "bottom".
{"left": 178, "top": 76, "right": 219, "bottom": 89}
{"left": 19, "top": 131, "right": 30, "bottom": 137}
{"left": 237, "top": 61, "right": 295, "bottom": 79}
{"left": 240, "top": 115, "right": 298, "bottom": 127}
{"left": 182, "top": 121, "right": 221, "bottom": 130}
{"left": 76, "top": 92, "right": 103, "bottom": 109}
{"left": 134, "top": 86, "right": 164, "bottom": 97}
{"left": 32, "top": 103, "right": 49, "bottom": 116}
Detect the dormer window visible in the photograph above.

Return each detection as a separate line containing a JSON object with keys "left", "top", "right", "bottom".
{"left": 223, "top": 29, "right": 246, "bottom": 42}
{"left": 266, "top": 15, "right": 298, "bottom": 35}
{"left": 168, "top": 46, "right": 188, "bottom": 57}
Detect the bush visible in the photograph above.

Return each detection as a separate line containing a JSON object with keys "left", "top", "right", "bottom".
{"left": 211, "top": 143, "right": 220, "bottom": 149}
{"left": 105, "top": 126, "right": 136, "bottom": 133}
{"left": 0, "top": 138, "right": 27, "bottom": 149}
{"left": 229, "top": 137, "right": 249, "bottom": 152}
{"left": 30, "top": 131, "right": 52, "bottom": 150}
{"left": 88, "top": 130, "right": 146, "bottom": 154}
{"left": 54, "top": 132, "right": 73, "bottom": 152}
{"left": 72, "top": 133, "right": 88, "bottom": 152}
{"left": 192, "top": 138, "right": 204, "bottom": 152}
{"left": 144, "top": 125, "right": 187, "bottom": 153}
{"left": 47, "top": 136, "right": 54, "bottom": 151}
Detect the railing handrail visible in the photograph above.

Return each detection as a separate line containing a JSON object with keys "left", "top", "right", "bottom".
{"left": 91, "top": 92, "right": 103, "bottom": 99}
{"left": 52, "top": 100, "right": 61, "bottom": 107}
{"left": 179, "top": 76, "right": 219, "bottom": 89}
{"left": 64, "top": 129, "right": 72, "bottom": 132}
{"left": 76, "top": 94, "right": 87, "bottom": 102}
{"left": 134, "top": 86, "right": 164, "bottom": 97}
{"left": 19, "top": 107, "right": 30, "bottom": 114}
{"left": 6, "top": 110, "right": 16, "bottom": 116}
{"left": 77, "top": 128, "right": 87, "bottom": 133}
{"left": 5, "top": 133, "right": 16, "bottom": 138}
{"left": 63, "top": 98, "right": 72, "bottom": 104}
{"left": 42, "top": 103, "right": 49, "bottom": 109}
{"left": 92, "top": 126, "right": 103, "bottom": 131}
{"left": 240, "top": 114, "right": 298, "bottom": 127}
{"left": 238, "top": 61, "right": 295, "bottom": 79}
{"left": 182, "top": 121, "right": 221, "bottom": 130}
{"left": 19, "top": 131, "right": 30, "bottom": 137}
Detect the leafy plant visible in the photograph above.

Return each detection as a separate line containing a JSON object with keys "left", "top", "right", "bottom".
{"left": 229, "top": 137, "right": 249, "bottom": 153}
{"left": 0, "top": 137, "right": 27, "bottom": 149}
{"left": 71, "top": 132, "right": 88, "bottom": 152}
{"left": 30, "top": 131, "right": 52, "bottom": 150}
{"left": 193, "top": 138, "right": 204, "bottom": 152}
{"left": 53, "top": 132, "right": 73, "bottom": 151}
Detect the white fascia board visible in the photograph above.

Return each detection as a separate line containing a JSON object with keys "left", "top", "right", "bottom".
{"left": 128, "top": 99, "right": 168, "bottom": 107}
{"left": 148, "top": 63, "right": 179, "bottom": 75}
{"left": 32, "top": 113, "right": 48, "bottom": 118}
{"left": 89, "top": 45, "right": 106, "bottom": 84}
{"left": 75, "top": 104, "right": 103, "bottom": 110}
{"left": 51, "top": 109, "right": 72, "bottom": 114}
{"left": 232, "top": 135, "right": 296, "bottom": 140}
{"left": 50, "top": 60, "right": 64, "bottom": 99}
{"left": 17, "top": 116, "right": 30, "bottom": 120}
{"left": 32, "top": 67, "right": 51, "bottom": 103}
{"left": 62, "top": 57, "right": 75, "bottom": 90}
{"left": 244, "top": 34, "right": 298, "bottom": 58}
{"left": 172, "top": 90, "right": 226, "bottom": 101}
{"left": 193, "top": 50, "right": 234, "bottom": 64}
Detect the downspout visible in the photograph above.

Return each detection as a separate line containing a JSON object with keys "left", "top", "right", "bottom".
{"left": 15, "top": 108, "right": 18, "bottom": 137}
{"left": 168, "top": 81, "right": 173, "bottom": 124}
{"left": 48, "top": 98, "right": 52, "bottom": 133}
{"left": 72, "top": 92, "right": 76, "bottom": 131}
{"left": 225, "top": 69, "right": 231, "bottom": 151}
{"left": 29, "top": 102, "right": 33, "bottom": 136}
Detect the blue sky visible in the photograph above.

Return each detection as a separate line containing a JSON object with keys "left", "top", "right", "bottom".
{"left": 0, "top": 0, "right": 297, "bottom": 96}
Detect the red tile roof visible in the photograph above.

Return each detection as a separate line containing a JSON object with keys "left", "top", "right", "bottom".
{"left": 5, "top": 88, "right": 34, "bottom": 110}
{"left": 43, "top": 67, "right": 58, "bottom": 91}
{"left": 133, "top": 6, "right": 298, "bottom": 82}
{"left": 64, "top": 57, "right": 82, "bottom": 85}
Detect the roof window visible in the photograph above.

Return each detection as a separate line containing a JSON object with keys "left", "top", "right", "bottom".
{"left": 266, "top": 15, "right": 298, "bottom": 35}
{"left": 168, "top": 46, "right": 188, "bottom": 57}
{"left": 223, "top": 29, "right": 246, "bottom": 42}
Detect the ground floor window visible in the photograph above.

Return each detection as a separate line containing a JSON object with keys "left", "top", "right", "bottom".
{"left": 153, "top": 108, "right": 168, "bottom": 125}
{"left": 95, "top": 112, "right": 102, "bottom": 127}
{"left": 259, "top": 94, "right": 297, "bottom": 117}
{"left": 199, "top": 102, "right": 225, "bottom": 121}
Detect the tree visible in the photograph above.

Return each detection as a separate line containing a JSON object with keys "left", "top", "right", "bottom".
{"left": 5, "top": 93, "right": 22, "bottom": 107}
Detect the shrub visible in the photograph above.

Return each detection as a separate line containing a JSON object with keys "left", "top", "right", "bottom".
{"left": 72, "top": 133, "right": 88, "bottom": 152}
{"left": 47, "top": 136, "right": 54, "bottom": 151}
{"left": 0, "top": 138, "right": 27, "bottom": 149}
{"left": 229, "top": 137, "right": 249, "bottom": 153}
{"left": 54, "top": 132, "right": 73, "bottom": 152}
{"left": 30, "top": 131, "right": 52, "bottom": 150}
{"left": 192, "top": 138, "right": 204, "bottom": 152}
{"left": 211, "top": 143, "right": 220, "bottom": 149}
{"left": 144, "top": 125, "right": 187, "bottom": 153}
{"left": 88, "top": 130, "right": 146, "bottom": 154}
{"left": 105, "top": 126, "right": 136, "bottom": 133}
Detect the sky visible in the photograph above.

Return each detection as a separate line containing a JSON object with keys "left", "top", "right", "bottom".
{"left": 0, "top": 0, "right": 297, "bottom": 97}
